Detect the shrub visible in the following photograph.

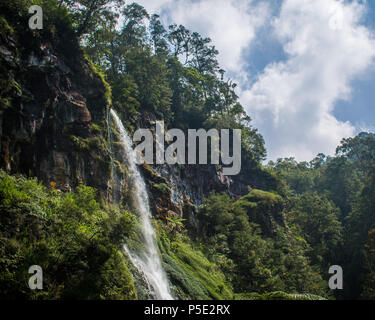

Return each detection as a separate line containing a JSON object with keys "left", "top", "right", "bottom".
{"left": 0, "top": 170, "right": 137, "bottom": 300}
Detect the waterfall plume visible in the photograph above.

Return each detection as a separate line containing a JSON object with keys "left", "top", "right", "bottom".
{"left": 110, "top": 109, "right": 173, "bottom": 300}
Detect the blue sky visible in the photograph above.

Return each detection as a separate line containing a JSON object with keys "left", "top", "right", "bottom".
{"left": 333, "top": 0, "right": 375, "bottom": 132}
{"left": 137, "top": 0, "right": 375, "bottom": 161}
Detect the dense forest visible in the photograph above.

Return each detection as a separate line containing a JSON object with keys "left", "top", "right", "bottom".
{"left": 0, "top": 0, "right": 374, "bottom": 300}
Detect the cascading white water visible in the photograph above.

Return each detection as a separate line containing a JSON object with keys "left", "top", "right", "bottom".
{"left": 110, "top": 110, "right": 173, "bottom": 300}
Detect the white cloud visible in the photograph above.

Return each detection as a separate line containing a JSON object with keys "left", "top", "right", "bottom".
{"left": 134, "top": 0, "right": 173, "bottom": 15}
{"left": 241, "top": 0, "right": 375, "bottom": 161}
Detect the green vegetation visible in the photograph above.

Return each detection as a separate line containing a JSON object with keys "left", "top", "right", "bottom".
{"left": 0, "top": 170, "right": 136, "bottom": 299}
{"left": 79, "top": 1, "right": 267, "bottom": 170}
{"left": 198, "top": 192, "right": 329, "bottom": 297}
{"left": 268, "top": 132, "right": 375, "bottom": 299}
{"left": 152, "top": 183, "right": 171, "bottom": 196}
{"left": 1, "top": 0, "right": 375, "bottom": 301}
{"left": 235, "top": 292, "right": 326, "bottom": 301}
{"left": 157, "top": 221, "right": 234, "bottom": 300}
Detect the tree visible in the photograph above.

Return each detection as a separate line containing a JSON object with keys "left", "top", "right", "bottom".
{"left": 189, "top": 32, "right": 219, "bottom": 75}
{"left": 84, "top": 8, "right": 120, "bottom": 74}
{"left": 121, "top": 2, "right": 150, "bottom": 48}
{"left": 361, "top": 227, "right": 375, "bottom": 299}
{"left": 168, "top": 24, "right": 191, "bottom": 60}
{"left": 286, "top": 193, "right": 343, "bottom": 269}
{"left": 150, "top": 14, "right": 169, "bottom": 55}
{"left": 336, "top": 132, "right": 375, "bottom": 176}
{"left": 317, "top": 156, "right": 363, "bottom": 219}
{"left": 270, "top": 158, "right": 316, "bottom": 195}
{"left": 198, "top": 192, "right": 328, "bottom": 296}
{"left": 58, "top": 0, "right": 125, "bottom": 36}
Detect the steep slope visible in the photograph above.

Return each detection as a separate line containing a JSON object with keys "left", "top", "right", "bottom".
{"left": 0, "top": 3, "right": 114, "bottom": 199}
{"left": 0, "top": 1, "right": 330, "bottom": 300}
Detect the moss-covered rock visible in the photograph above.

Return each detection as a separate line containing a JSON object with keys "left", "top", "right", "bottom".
{"left": 152, "top": 182, "right": 171, "bottom": 196}
{"left": 0, "top": 2, "right": 114, "bottom": 202}
{"left": 156, "top": 221, "right": 234, "bottom": 300}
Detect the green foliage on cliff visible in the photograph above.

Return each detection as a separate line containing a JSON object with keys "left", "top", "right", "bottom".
{"left": 156, "top": 221, "right": 234, "bottom": 300}
{"left": 80, "top": 2, "right": 267, "bottom": 167}
{"left": 0, "top": 170, "right": 136, "bottom": 299}
{"left": 152, "top": 183, "right": 171, "bottom": 196}
{"left": 2, "top": 0, "right": 375, "bottom": 302}
{"left": 236, "top": 189, "right": 284, "bottom": 226}
{"left": 0, "top": 0, "right": 76, "bottom": 45}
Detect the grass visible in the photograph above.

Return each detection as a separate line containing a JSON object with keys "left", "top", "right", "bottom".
{"left": 156, "top": 221, "right": 234, "bottom": 300}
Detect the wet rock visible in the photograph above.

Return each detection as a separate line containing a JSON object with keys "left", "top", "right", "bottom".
{"left": 0, "top": 31, "right": 111, "bottom": 199}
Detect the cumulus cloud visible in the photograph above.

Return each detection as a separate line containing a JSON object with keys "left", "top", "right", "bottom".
{"left": 241, "top": 0, "right": 375, "bottom": 160}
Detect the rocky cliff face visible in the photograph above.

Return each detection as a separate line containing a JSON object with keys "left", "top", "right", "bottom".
{"left": 0, "top": 18, "right": 116, "bottom": 200}
{"left": 141, "top": 161, "right": 285, "bottom": 237}
{"left": 0, "top": 14, "right": 285, "bottom": 237}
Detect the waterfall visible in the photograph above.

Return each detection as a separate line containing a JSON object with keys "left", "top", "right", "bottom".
{"left": 106, "top": 105, "right": 117, "bottom": 202}
{"left": 110, "top": 110, "right": 173, "bottom": 300}
{"left": 106, "top": 105, "right": 114, "bottom": 178}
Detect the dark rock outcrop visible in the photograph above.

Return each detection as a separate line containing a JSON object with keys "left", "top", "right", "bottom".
{"left": 0, "top": 20, "right": 113, "bottom": 200}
